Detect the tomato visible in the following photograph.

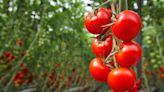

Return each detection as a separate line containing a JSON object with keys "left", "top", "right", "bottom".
{"left": 128, "top": 84, "right": 138, "bottom": 92}
{"left": 14, "top": 78, "right": 23, "bottom": 86}
{"left": 107, "top": 68, "right": 136, "bottom": 91}
{"left": 84, "top": 7, "right": 112, "bottom": 34}
{"left": 92, "top": 35, "right": 112, "bottom": 57}
{"left": 17, "top": 38, "right": 23, "bottom": 46}
{"left": 112, "top": 90, "right": 126, "bottom": 92}
{"left": 115, "top": 41, "right": 142, "bottom": 67}
{"left": 3, "top": 51, "right": 12, "bottom": 57}
{"left": 161, "top": 74, "right": 164, "bottom": 79}
{"left": 112, "top": 10, "right": 142, "bottom": 41}
{"left": 89, "top": 57, "right": 111, "bottom": 82}
{"left": 14, "top": 72, "right": 25, "bottom": 79}
{"left": 160, "top": 66, "right": 164, "bottom": 72}
{"left": 136, "top": 79, "right": 142, "bottom": 88}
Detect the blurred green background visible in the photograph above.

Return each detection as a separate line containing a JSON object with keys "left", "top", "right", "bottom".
{"left": 0, "top": 0, "right": 163, "bottom": 92}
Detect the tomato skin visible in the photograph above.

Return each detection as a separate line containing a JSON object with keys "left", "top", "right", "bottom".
{"left": 107, "top": 68, "right": 136, "bottom": 91}
{"left": 85, "top": 7, "right": 112, "bottom": 34}
{"left": 92, "top": 35, "right": 112, "bottom": 57}
{"left": 112, "top": 10, "right": 142, "bottom": 41}
{"left": 128, "top": 84, "right": 138, "bottom": 92}
{"left": 89, "top": 57, "right": 111, "bottom": 82}
{"left": 161, "top": 74, "right": 164, "bottom": 79}
{"left": 115, "top": 41, "right": 142, "bottom": 67}
{"left": 136, "top": 79, "right": 142, "bottom": 88}
{"left": 160, "top": 66, "right": 164, "bottom": 72}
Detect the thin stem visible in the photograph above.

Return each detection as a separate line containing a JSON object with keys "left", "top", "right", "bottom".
{"left": 105, "top": 51, "right": 118, "bottom": 62}
{"left": 94, "top": 0, "right": 111, "bottom": 11}
{"left": 156, "top": 34, "right": 164, "bottom": 64}
{"left": 143, "top": 69, "right": 151, "bottom": 92}
{"left": 111, "top": 2, "right": 117, "bottom": 15}
{"left": 105, "top": 63, "right": 114, "bottom": 69}
{"left": 102, "top": 23, "right": 114, "bottom": 28}
{"left": 118, "top": 0, "right": 122, "bottom": 13}
{"left": 112, "top": 38, "right": 118, "bottom": 68}
{"left": 125, "top": 0, "right": 128, "bottom": 10}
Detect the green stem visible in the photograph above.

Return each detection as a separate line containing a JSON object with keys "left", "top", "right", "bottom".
{"left": 118, "top": 0, "right": 122, "bottom": 13}
{"left": 156, "top": 34, "right": 164, "bottom": 64}
{"left": 143, "top": 69, "right": 151, "bottom": 92}
{"left": 105, "top": 51, "right": 118, "bottom": 62}
{"left": 125, "top": 0, "right": 128, "bottom": 10}
{"left": 112, "top": 38, "right": 118, "bottom": 68}
{"left": 111, "top": 3, "right": 117, "bottom": 15}
{"left": 94, "top": 0, "right": 111, "bottom": 11}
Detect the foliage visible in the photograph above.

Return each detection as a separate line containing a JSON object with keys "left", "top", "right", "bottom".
{"left": 0, "top": 0, "right": 95, "bottom": 91}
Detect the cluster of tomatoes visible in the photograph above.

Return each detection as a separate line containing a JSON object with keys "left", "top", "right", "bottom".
{"left": 0, "top": 38, "right": 33, "bottom": 87}
{"left": 84, "top": 6, "right": 142, "bottom": 92}
{"left": 0, "top": 51, "right": 15, "bottom": 63}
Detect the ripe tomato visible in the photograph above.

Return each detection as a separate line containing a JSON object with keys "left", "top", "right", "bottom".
{"left": 115, "top": 41, "right": 142, "bottom": 67}
{"left": 107, "top": 68, "right": 136, "bottom": 91}
{"left": 136, "top": 79, "right": 142, "bottom": 88}
{"left": 128, "top": 84, "right": 138, "bottom": 92}
{"left": 14, "top": 79, "right": 23, "bottom": 86}
{"left": 89, "top": 57, "right": 111, "bottom": 82}
{"left": 84, "top": 7, "right": 112, "bottom": 34}
{"left": 112, "top": 10, "right": 142, "bottom": 41}
{"left": 92, "top": 35, "right": 112, "bottom": 57}
{"left": 17, "top": 38, "right": 23, "bottom": 46}
{"left": 161, "top": 74, "right": 164, "bottom": 79}
{"left": 160, "top": 66, "right": 164, "bottom": 72}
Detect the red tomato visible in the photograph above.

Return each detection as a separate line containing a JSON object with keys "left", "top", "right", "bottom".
{"left": 112, "top": 90, "right": 126, "bottom": 92}
{"left": 85, "top": 7, "right": 112, "bottom": 34}
{"left": 107, "top": 68, "right": 136, "bottom": 91}
{"left": 160, "top": 66, "right": 164, "bottom": 72}
{"left": 161, "top": 74, "right": 164, "bottom": 79}
{"left": 112, "top": 10, "right": 142, "bottom": 41}
{"left": 3, "top": 51, "right": 12, "bottom": 57}
{"left": 136, "top": 79, "right": 142, "bottom": 88}
{"left": 115, "top": 41, "right": 142, "bottom": 67}
{"left": 89, "top": 57, "right": 111, "bottom": 82}
{"left": 26, "top": 74, "right": 33, "bottom": 85}
{"left": 16, "top": 38, "right": 23, "bottom": 46}
{"left": 14, "top": 72, "right": 25, "bottom": 79}
{"left": 14, "top": 79, "right": 23, "bottom": 86}
{"left": 128, "top": 84, "right": 138, "bottom": 92}
{"left": 92, "top": 35, "right": 112, "bottom": 57}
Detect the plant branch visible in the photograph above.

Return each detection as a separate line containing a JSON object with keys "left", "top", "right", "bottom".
{"left": 118, "top": 0, "right": 122, "bottom": 13}
{"left": 125, "top": 0, "right": 128, "bottom": 10}
{"left": 94, "top": 0, "right": 111, "bottom": 11}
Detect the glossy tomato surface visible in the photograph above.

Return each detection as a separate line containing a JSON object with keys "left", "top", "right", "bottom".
{"left": 112, "top": 10, "right": 142, "bottom": 41}
{"left": 115, "top": 41, "right": 142, "bottom": 67}
{"left": 107, "top": 68, "right": 136, "bottom": 91}
{"left": 89, "top": 57, "right": 111, "bottom": 82}
{"left": 85, "top": 7, "right": 112, "bottom": 34}
{"left": 92, "top": 35, "right": 112, "bottom": 57}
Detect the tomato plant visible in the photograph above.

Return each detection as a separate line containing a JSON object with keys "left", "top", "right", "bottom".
{"left": 84, "top": 0, "right": 144, "bottom": 91}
